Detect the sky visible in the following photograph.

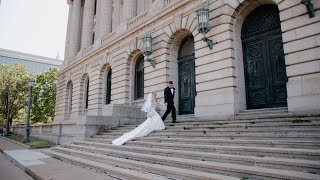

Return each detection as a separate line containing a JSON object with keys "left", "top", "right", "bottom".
{"left": 0, "top": 0, "right": 69, "bottom": 60}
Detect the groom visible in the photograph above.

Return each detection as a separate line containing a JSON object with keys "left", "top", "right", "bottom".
{"left": 161, "top": 81, "right": 177, "bottom": 123}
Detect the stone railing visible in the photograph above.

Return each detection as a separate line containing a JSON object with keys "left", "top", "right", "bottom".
{"left": 12, "top": 123, "right": 61, "bottom": 144}
{"left": 127, "top": 10, "right": 149, "bottom": 29}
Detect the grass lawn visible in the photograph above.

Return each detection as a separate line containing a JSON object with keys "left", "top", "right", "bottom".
{"left": 6, "top": 134, "right": 54, "bottom": 149}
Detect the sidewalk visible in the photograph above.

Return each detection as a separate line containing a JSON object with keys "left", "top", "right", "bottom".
{"left": 0, "top": 136, "right": 116, "bottom": 180}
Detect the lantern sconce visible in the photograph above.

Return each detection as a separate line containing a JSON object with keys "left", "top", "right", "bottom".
{"left": 301, "top": 0, "right": 315, "bottom": 18}
{"left": 196, "top": 3, "right": 216, "bottom": 50}
{"left": 142, "top": 32, "right": 156, "bottom": 68}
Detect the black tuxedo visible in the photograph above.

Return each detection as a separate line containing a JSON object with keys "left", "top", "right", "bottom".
{"left": 162, "top": 87, "right": 176, "bottom": 122}
{"left": 164, "top": 87, "right": 175, "bottom": 104}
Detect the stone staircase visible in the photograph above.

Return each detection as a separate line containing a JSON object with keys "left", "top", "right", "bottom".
{"left": 43, "top": 108, "right": 320, "bottom": 179}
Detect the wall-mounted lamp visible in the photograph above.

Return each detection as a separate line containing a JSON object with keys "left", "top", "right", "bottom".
{"left": 301, "top": 0, "right": 315, "bottom": 18}
{"left": 142, "top": 33, "right": 156, "bottom": 68}
{"left": 197, "top": 3, "right": 215, "bottom": 50}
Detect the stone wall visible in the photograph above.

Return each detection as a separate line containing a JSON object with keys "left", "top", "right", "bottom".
{"left": 53, "top": 0, "right": 319, "bottom": 142}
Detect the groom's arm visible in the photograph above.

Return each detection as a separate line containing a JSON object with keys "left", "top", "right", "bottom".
{"left": 164, "top": 88, "right": 168, "bottom": 104}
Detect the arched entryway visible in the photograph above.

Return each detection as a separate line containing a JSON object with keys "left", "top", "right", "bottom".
{"left": 242, "top": 4, "right": 287, "bottom": 109}
{"left": 178, "top": 35, "right": 196, "bottom": 114}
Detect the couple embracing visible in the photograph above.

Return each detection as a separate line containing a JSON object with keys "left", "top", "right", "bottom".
{"left": 112, "top": 81, "right": 177, "bottom": 145}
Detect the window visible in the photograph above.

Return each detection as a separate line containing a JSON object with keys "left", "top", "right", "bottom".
{"left": 106, "top": 69, "right": 112, "bottom": 104}
{"left": 67, "top": 82, "right": 73, "bottom": 114}
{"left": 84, "top": 78, "right": 89, "bottom": 109}
{"left": 94, "top": 0, "right": 97, "bottom": 15}
{"left": 135, "top": 55, "right": 144, "bottom": 100}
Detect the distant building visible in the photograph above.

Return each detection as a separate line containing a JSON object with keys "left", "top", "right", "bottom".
{"left": 0, "top": 48, "right": 63, "bottom": 73}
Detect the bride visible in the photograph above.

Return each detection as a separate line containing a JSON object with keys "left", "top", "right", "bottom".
{"left": 112, "top": 92, "right": 165, "bottom": 145}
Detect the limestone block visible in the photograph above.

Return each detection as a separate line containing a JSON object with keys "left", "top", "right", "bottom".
{"left": 196, "top": 77, "right": 236, "bottom": 92}
{"left": 284, "top": 34, "right": 320, "bottom": 54}
{"left": 281, "top": 13, "right": 320, "bottom": 32}
{"left": 280, "top": 4, "right": 309, "bottom": 22}
{"left": 286, "top": 47, "right": 320, "bottom": 66}
{"left": 196, "top": 58, "right": 234, "bottom": 75}
{"left": 287, "top": 60, "right": 320, "bottom": 77}
{"left": 195, "top": 87, "right": 235, "bottom": 106}
{"left": 195, "top": 49, "right": 234, "bottom": 66}
{"left": 278, "top": 0, "right": 300, "bottom": 11}
{"left": 282, "top": 22, "right": 320, "bottom": 43}
{"left": 195, "top": 31, "right": 232, "bottom": 50}
{"left": 145, "top": 68, "right": 167, "bottom": 80}
{"left": 302, "top": 73, "right": 320, "bottom": 95}
{"left": 196, "top": 68, "right": 235, "bottom": 83}
{"left": 111, "top": 80, "right": 126, "bottom": 89}
{"left": 144, "top": 76, "right": 167, "bottom": 87}
{"left": 288, "top": 94, "right": 320, "bottom": 114}
{"left": 194, "top": 103, "right": 235, "bottom": 119}
{"left": 287, "top": 76, "right": 303, "bottom": 97}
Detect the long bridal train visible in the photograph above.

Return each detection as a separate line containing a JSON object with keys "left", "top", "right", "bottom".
{"left": 112, "top": 92, "right": 165, "bottom": 146}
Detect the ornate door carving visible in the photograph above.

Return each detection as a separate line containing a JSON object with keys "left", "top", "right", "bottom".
{"left": 242, "top": 5, "right": 287, "bottom": 109}
{"left": 178, "top": 36, "right": 196, "bottom": 114}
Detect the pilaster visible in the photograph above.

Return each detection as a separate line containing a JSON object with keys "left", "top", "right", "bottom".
{"left": 81, "top": 0, "right": 95, "bottom": 49}
{"left": 68, "top": 0, "right": 82, "bottom": 59}
{"left": 100, "top": 0, "right": 113, "bottom": 37}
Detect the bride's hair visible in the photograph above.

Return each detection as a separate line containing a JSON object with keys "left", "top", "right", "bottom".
{"left": 151, "top": 91, "right": 157, "bottom": 102}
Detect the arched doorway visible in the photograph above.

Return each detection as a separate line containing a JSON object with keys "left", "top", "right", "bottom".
{"left": 178, "top": 35, "right": 196, "bottom": 114}
{"left": 242, "top": 5, "right": 287, "bottom": 109}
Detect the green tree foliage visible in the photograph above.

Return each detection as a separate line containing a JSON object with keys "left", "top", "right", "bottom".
{"left": 0, "top": 64, "right": 33, "bottom": 127}
{"left": 0, "top": 64, "right": 58, "bottom": 127}
{"left": 31, "top": 68, "right": 58, "bottom": 124}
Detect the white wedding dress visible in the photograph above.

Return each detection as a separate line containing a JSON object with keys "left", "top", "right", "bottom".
{"left": 112, "top": 95, "right": 165, "bottom": 146}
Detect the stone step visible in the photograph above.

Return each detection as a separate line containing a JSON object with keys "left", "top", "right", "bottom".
{"left": 236, "top": 108, "right": 288, "bottom": 116}
{"left": 240, "top": 107, "right": 288, "bottom": 113}
{"left": 131, "top": 137, "right": 320, "bottom": 149}
{"left": 107, "top": 122, "right": 320, "bottom": 132}
{"left": 49, "top": 146, "right": 238, "bottom": 180}
{"left": 96, "top": 130, "right": 320, "bottom": 138}
{"left": 102, "top": 127, "right": 320, "bottom": 135}
{"left": 113, "top": 116, "right": 320, "bottom": 130}
{"left": 236, "top": 111, "right": 288, "bottom": 117}
{"left": 94, "top": 132, "right": 320, "bottom": 141}
{"left": 229, "top": 113, "right": 318, "bottom": 120}
{"left": 60, "top": 143, "right": 320, "bottom": 179}
{"left": 87, "top": 137, "right": 320, "bottom": 149}
{"left": 77, "top": 142, "right": 320, "bottom": 174}
{"left": 76, "top": 141, "right": 320, "bottom": 173}
{"left": 42, "top": 149, "right": 168, "bottom": 180}
{"left": 73, "top": 141, "right": 320, "bottom": 160}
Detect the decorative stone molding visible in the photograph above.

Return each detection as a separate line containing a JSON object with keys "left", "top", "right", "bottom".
{"left": 127, "top": 10, "right": 149, "bottom": 29}
{"left": 102, "top": 32, "right": 116, "bottom": 46}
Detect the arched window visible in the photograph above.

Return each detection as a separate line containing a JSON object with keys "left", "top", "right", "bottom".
{"left": 135, "top": 55, "right": 144, "bottom": 100}
{"left": 84, "top": 77, "right": 89, "bottom": 109}
{"left": 105, "top": 69, "right": 112, "bottom": 104}
{"left": 67, "top": 81, "right": 73, "bottom": 114}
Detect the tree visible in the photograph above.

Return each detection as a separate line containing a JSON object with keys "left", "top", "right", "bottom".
{"left": 31, "top": 68, "right": 58, "bottom": 124}
{"left": 0, "top": 64, "right": 33, "bottom": 127}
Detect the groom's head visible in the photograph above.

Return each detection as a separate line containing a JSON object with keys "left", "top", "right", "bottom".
{"left": 168, "top": 81, "right": 173, "bottom": 88}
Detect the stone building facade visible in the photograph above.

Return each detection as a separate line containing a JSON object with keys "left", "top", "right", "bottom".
{"left": 54, "top": 0, "right": 320, "bottom": 143}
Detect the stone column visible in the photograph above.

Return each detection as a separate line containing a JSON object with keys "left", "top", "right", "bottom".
{"left": 125, "top": 0, "right": 137, "bottom": 20}
{"left": 112, "top": 0, "right": 120, "bottom": 31}
{"left": 94, "top": 0, "right": 101, "bottom": 40}
{"left": 64, "top": 0, "right": 73, "bottom": 60}
{"left": 100, "top": 0, "right": 113, "bottom": 37}
{"left": 137, "top": 0, "right": 146, "bottom": 13}
{"left": 81, "top": 0, "right": 95, "bottom": 49}
{"left": 68, "top": 0, "right": 82, "bottom": 59}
